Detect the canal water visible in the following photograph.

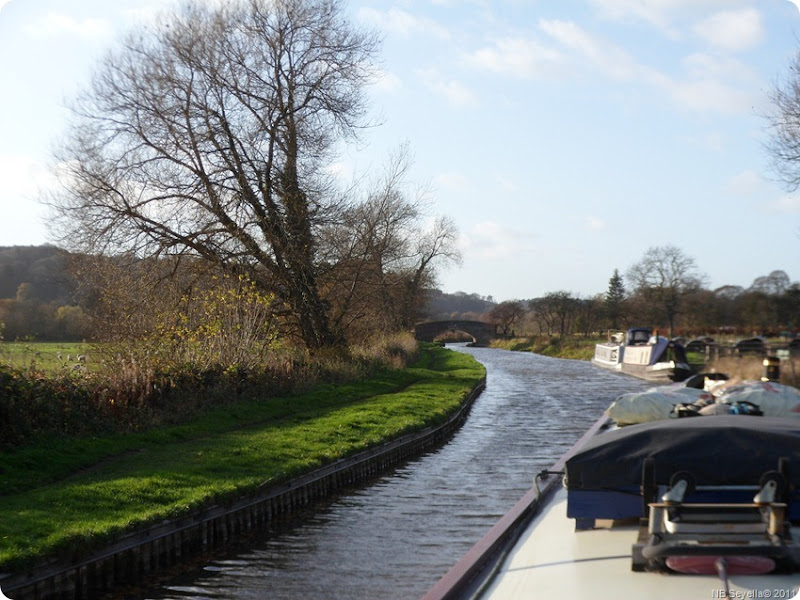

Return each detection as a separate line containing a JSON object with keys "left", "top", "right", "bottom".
{"left": 144, "top": 345, "right": 649, "bottom": 600}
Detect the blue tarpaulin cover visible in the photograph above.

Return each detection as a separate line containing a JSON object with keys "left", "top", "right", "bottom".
{"left": 565, "top": 416, "right": 800, "bottom": 491}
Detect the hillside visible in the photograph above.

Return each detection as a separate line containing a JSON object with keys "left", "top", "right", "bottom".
{"left": 0, "top": 246, "right": 77, "bottom": 303}
{"left": 423, "top": 289, "right": 496, "bottom": 320}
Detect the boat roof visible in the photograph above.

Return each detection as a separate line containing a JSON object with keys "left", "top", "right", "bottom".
{"left": 566, "top": 416, "right": 800, "bottom": 491}
{"left": 424, "top": 415, "right": 800, "bottom": 599}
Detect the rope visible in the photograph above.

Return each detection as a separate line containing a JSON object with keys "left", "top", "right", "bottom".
{"left": 715, "top": 557, "right": 730, "bottom": 598}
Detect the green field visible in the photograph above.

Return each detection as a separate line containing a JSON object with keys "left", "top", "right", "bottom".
{"left": 0, "top": 341, "right": 93, "bottom": 372}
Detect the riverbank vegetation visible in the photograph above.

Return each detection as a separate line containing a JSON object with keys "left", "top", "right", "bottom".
{"left": 485, "top": 261, "right": 800, "bottom": 343}
{"left": 490, "top": 335, "right": 800, "bottom": 388}
{"left": 0, "top": 344, "right": 485, "bottom": 571}
{"left": 490, "top": 336, "right": 597, "bottom": 360}
{"left": 0, "top": 332, "right": 425, "bottom": 448}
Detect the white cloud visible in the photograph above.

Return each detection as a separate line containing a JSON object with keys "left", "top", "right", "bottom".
{"left": 726, "top": 170, "right": 763, "bottom": 195}
{"left": 370, "top": 68, "right": 403, "bottom": 95}
{"left": 124, "top": 0, "right": 228, "bottom": 24}
{"left": 25, "top": 12, "right": 113, "bottom": 40}
{"left": 587, "top": 0, "right": 682, "bottom": 33}
{"left": 435, "top": 171, "right": 469, "bottom": 190}
{"left": 693, "top": 8, "right": 764, "bottom": 52}
{"left": 479, "top": 19, "right": 759, "bottom": 115}
{"left": 539, "top": 18, "right": 640, "bottom": 81}
{"left": 769, "top": 194, "right": 800, "bottom": 213}
{"left": 0, "top": 154, "right": 54, "bottom": 199}
{"left": 460, "top": 221, "right": 538, "bottom": 260}
{"left": 358, "top": 7, "right": 451, "bottom": 40}
{"left": 464, "top": 37, "right": 564, "bottom": 79}
{"left": 585, "top": 216, "right": 608, "bottom": 230}
{"left": 682, "top": 52, "right": 758, "bottom": 83}
{"left": 587, "top": 0, "right": 747, "bottom": 34}
{"left": 658, "top": 77, "right": 753, "bottom": 113}
{"left": 495, "top": 174, "right": 519, "bottom": 193}
{"left": 418, "top": 69, "right": 478, "bottom": 107}
{"left": 721, "top": 171, "right": 800, "bottom": 214}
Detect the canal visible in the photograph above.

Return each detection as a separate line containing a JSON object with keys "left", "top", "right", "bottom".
{"left": 144, "top": 345, "right": 649, "bottom": 599}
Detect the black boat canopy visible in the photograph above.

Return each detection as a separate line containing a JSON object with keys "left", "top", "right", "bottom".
{"left": 565, "top": 416, "right": 800, "bottom": 491}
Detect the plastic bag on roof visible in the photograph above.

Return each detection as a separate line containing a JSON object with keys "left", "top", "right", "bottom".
{"left": 605, "top": 386, "right": 707, "bottom": 425}
{"left": 713, "top": 380, "right": 800, "bottom": 418}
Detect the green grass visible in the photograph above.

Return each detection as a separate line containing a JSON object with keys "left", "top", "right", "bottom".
{"left": 0, "top": 341, "right": 93, "bottom": 372}
{"left": 0, "top": 345, "right": 485, "bottom": 571}
{"left": 491, "top": 336, "right": 598, "bottom": 360}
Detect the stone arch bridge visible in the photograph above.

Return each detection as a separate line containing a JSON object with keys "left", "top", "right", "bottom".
{"left": 413, "top": 320, "right": 497, "bottom": 347}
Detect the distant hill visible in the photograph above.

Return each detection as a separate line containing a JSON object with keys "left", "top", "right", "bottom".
{"left": 422, "top": 289, "right": 496, "bottom": 320}
{"left": 0, "top": 245, "right": 77, "bottom": 304}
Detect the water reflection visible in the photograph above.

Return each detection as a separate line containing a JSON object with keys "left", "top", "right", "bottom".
{"left": 144, "top": 346, "right": 648, "bottom": 599}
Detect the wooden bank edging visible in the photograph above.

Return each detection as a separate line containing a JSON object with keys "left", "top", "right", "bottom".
{"left": 1, "top": 379, "right": 486, "bottom": 600}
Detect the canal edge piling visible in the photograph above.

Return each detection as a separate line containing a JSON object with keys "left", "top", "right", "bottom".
{"left": 1, "top": 379, "right": 486, "bottom": 600}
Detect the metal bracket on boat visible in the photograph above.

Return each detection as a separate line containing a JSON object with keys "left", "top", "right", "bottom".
{"left": 533, "top": 470, "right": 564, "bottom": 497}
{"left": 660, "top": 476, "right": 691, "bottom": 504}
{"left": 632, "top": 467, "right": 800, "bottom": 574}
{"left": 754, "top": 479, "right": 779, "bottom": 505}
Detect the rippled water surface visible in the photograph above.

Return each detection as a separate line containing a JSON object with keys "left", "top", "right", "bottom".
{"left": 145, "top": 346, "right": 649, "bottom": 600}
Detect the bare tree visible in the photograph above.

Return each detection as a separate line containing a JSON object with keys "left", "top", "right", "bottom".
{"left": 48, "top": 0, "right": 379, "bottom": 349}
{"left": 529, "top": 291, "right": 579, "bottom": 337}
{"left": 489, "top": 300, "right": 526, "bottom": 337}
{"left": 766, "top": 52, "right": 800, "bottom": 190}
{"left": 626, "top": 245, "right": 703, "bottom": 337}
{"left": 575, "top": 294, "right": 604, "bottom": 337}
{"left": 750, "top": 270, "right": 791, "bottom": 296}
{"left": 320, "top": 148, "right": 460, "bottom": 339}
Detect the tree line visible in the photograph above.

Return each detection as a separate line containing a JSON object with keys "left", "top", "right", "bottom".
{"left": 1, "top": 243, "right": 796, "bottom": 344}
{"left": 488, "top": 245, "right": 800, "bottom": 339}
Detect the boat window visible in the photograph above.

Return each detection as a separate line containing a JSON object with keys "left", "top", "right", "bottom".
{"left": 627, "top": 329, "right": 651, "bottom": 345}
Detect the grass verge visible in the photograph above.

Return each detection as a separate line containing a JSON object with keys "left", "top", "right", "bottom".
{"left": 490, "top": 336, "right": 598, "bottom": 360}
{"left": 0, "top": 344, "right": 485, "bottom": 572}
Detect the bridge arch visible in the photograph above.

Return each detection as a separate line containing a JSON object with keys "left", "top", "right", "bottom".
{"left": 413, "top": 320, "right": 497, "bottom": 347}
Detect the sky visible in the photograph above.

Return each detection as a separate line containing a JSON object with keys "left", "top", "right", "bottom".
{"left": 2, "top": 0, "right": 800, "bottom": 303}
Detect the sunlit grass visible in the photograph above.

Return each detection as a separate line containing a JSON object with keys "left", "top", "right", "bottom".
{"left": 490, "top": 336, "right": 598, "bottom": 360}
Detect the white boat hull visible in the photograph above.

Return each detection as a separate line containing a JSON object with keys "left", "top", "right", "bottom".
{"left": 591, "top": 343, "right": 623, "bottom": 371}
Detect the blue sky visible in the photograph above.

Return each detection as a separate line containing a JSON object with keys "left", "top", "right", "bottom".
{"left": 2, "top": 0, "right": 800, "bottom": 302}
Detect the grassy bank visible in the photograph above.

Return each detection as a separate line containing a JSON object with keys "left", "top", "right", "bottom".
{"left": 490, "top": 336, "right": 598, "bottom": 360}
{"left": 0, "top": 344, "right": 485, "bottom": 572}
